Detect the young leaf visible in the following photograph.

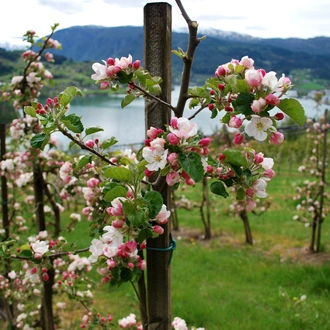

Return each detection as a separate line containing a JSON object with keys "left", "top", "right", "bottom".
{"left": 58, "top": 86, "right": 83, "bottom": 106}
{"left": 103, "top": 186, "right": 128, "bottom": 203}
{"left": 101, "top": 137, "right": 118, "bottom": 149}
{"left": 85, "top": 126, "right": 104, "bottom": 136}
{"left": 117, "top": 71, "right": 133, "bottom": 84}
{"left": 30, "top": 133, "right": 49, "bottom": 150}
{"left": 77, "top": 154, "right": 92, "bottom": 169}
{"left": 210, "top": 181, "right": 229, "bottom": 198}
{"left": 277, "top": 98, "right": 306, "bottom": 127}
{"left": 144, "top": 190, "right": 163, "bottom": 218}
{"left": 178, "top": 152, "right": 204, "bottom": 182}
{"left": 24, "top": 106, "right": 37, "bottom": 118}
{"left": 236, "top": 186, "right": 246, "bottom": 200}
{"left": 121, "top": 93, "right": 136, "bottom": 108}
{"left": 128, "top": 209, "right": 148, "bottom": 227}
{"left": 103, "top": 166, "right": 133, "bottom": 182}
{"left": 223, "top": 149, "right": 248, "bottom": 168}
{"left": 62, "top": 114, "right": 84, "bottom": 133}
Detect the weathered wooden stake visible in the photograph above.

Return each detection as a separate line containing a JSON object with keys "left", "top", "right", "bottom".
{"left": 144, "top": 3, "right": 172, "bottom": 330}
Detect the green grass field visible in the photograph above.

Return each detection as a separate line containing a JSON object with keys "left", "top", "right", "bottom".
{"left": 60, "top": 161, "right": 330, "bottom": 330}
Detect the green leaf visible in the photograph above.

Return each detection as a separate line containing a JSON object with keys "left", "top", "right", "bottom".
{"left": 120, "top": 268, "right": 133, "bottom": 282}
{"left": 178, "top": 152, "right": 204, "bottom": 182}
{"left": 85, "top": 126, "right": 104, "bottom": 136}
{"left": 236, "top": 186, "right": 246, "bottom": 200}
{"left": 277, "top": 98, "right": 306, "bottom": 127}
{"left": 121, "top": 93, "right": 136, "bottom": 108}
{"left": 103, "top": 186, "right": 128, "bottom": 203}
{"left": 58, "top": 86, "right": 83, "bottom": 107}
{"left": 210, "top": 181, "right": 229, "bottom": 198}
{"left": 137, "top": 228, "right": 153, "bottom": 244}
{"left": 103, "top": 166, "right": 133, "bottom": 182}
{"left": 101, "top": 137, "right": 118, "bottom": 149}
{"left": 62, "top": 114, "right": 84, "bottom": 133}
{"left": 128, "top": 209, "right": 148, "bottom": 227}
{"left": 144, "top": 190, "right": 163, "bottom": 218}
{"left": 148, "top": 84, "right": 161, "bottom": 95}
{"left": 221, "top": 112, "right": 231, "bottom": 124}
{"left": 232, "top": 92, "right": 255, "bottom": 116}
{"left": 24, "top": 106, "right": 37, "bottom": 117}
{"left": 30, "top": 133, "right": 49, "bottom": 150}
{"left": 77, "top": 155, "right": 92, "bottom": 169}
{"left": 189, "top": 97, "right": 200, "bottom": 109}
{"left": 223, "top": 149, "right": 248, "bottom": 168}
{"left": 117, "top": 71, "right": 133, "bottom": 84}
{"left": 19, "top": 249, "right": 33, "bottom": 259}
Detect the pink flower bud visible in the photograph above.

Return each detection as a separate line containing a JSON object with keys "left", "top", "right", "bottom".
{"left": 107, "top": 58, "right": 115, "bottom": 65}
{"left": 274, "top": 112, "right": 284, "bottom": 120}
{"left": 144, "top": 169, "right": 153, "bottom": 177}
{"left": 233, "top": 133, "right": 244, "bottom": 145}
{"left": 139, "top": 260, "right": 146, "bottom": 270}
{"left": 133, "top": 60, "right": 141, "bottom": 69}
{"left": 265, "top": 93, "right": 280, "bottom": 106}
{"left": 228, "top": 116, "right": 243, "bottom": 128}
{"left": 264, "top": 169, "right": 275, "bottom": 179}
{"left": 199, "top": 137, "right": 211, "bottom": 147}
{"left": 153, "top": 225, "right": 164, "bottom": 235}
{"left": 246, "top": 188, "right": 254, "bottom": 198}
{"left": 254, "top": 153, "right": 264, "bottom": 164}
{"left": 170, "top": 117, "right": 178, "bottom": 129}
{"left": 127, "top": 262, "right": 135, "bottom": 269}
{"left": 167, "top": 133, "right": 180, "bottom": 145}
{"left": 112, "top": 219, "right": 125, "bottom": 228}
{"left": 218, "top": 153, "right": 226, "bottom": 162}
{"left": 31, "top": 267, "right": 37, "bottom": 274}
{"left": 208, "top": 103, "right": 215, "bottom": 111}
{"left": 269, "top": 131, "right": 284, "bottom": 145}
{"left": 85, "top": 140, "right": 95, "bottom": 148}
{"left": 100, "top": 81, "right": 110, "bottom": 90}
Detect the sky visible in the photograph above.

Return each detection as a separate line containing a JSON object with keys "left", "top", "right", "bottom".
{"left": 1, "top": 0, "right": 330, "bottom": 47}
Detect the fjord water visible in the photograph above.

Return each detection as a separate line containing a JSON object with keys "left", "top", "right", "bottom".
{"left": 53, "top": 86, "right": 328, "bottom": 151}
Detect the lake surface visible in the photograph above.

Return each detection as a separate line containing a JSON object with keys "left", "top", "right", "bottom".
{"left": 53, "top": 86, "right": 328, "bottom": 150}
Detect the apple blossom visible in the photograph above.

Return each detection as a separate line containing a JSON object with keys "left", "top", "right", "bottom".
{"left": 91, "top": 60, "right": 108, "bottom": 81}
{"left": 251, "top": 98, "right": 267, "bottom": 114}
{"left": 245, "top": 115, "right": 273, "bottom": 141}
{"left": 169, "top": 117, "right": 198, "bottom": 139}
{"left": 142, "top": 146, "right": 168, "bottom": 171}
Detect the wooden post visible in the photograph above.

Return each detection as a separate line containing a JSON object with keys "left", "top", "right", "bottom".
{"left": 144, "top": 3, "right": 172, "bottom": 330}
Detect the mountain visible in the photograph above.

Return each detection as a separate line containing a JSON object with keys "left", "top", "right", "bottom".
{"left": 47, "top": 25, "right": 330, "bottom": 83}
{"left": 1, "top": 25, "right": 330, "bottom": 94}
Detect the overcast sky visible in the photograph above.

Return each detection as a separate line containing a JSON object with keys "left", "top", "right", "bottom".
{"left": 1, "top": 0, "right": 330, "bottom": 47}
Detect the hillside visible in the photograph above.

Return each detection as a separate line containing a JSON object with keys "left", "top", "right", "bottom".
{"left": 1, "top": 25, "right": 330, "bottom": 95}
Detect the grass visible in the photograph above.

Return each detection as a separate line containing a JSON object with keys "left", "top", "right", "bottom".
{"left": 57, "top": 161, "right": 330, "bottom": 329}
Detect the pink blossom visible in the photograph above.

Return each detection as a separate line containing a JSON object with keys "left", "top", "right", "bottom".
{"left": 147, "top": 126, "right": 161, "bottom": 139}
{"left": 118, "top": 313, "right": 137, "bottom": 328}
{"left": 245, "top": 69, "right": 263, "bottom": 87}
{"left": 115, "top": 54, "right": 133, "bottom": 70}
{"left": 87, "top": 177, "right": 100, "bottom": 188}
{"left": 166, "top": 171, "right": 181, "bottom": 186}
{"left": 269, "top": 131, "right": 284, "bottom": 145}
{"left": 172, "top": 317, "right": 188, "bottom": 330}
{"left": 153, "top": 225, "right": 164, "bottom": 235}
{"left": 233, "top": 133, "right": 244, "bottom": 144}
{"left": 85, "top": 140, "right": 95, "bottom": 148}
{"left": 265, "top": 93, "right": 280, "bottom": 106}
{"left": 264, "top": 169, "right": 276, "bottom": 179}
{"left": 167, "top": 152, "right": 179, "bottom": 169}
{"left": 167, "top": 133, "right": 180, "bottom": 145}
{"left": 91, "top": 60, "right": 108, "bottom": 81}
{"left": 240, "top": 55, "right": 254, "bottom": 69}
{"left": 169, "top": 117, "right": 198, "bottom": 139}
{"left": 228, "top": 116, "right": 243, "bottom": 128}
{"left": 150, "top": 137, "right": 166, "bottom": 149}
{"left": 156, "top": 205, "right": 171, "bottom": 224}
{"left": 254, "top": 153, "right": 264, "bottom": 164}
{"left": 139, "top": 260, "right": 146, "bottom": 271}
{"left": 251, "top": 98, "right": 267, "bottom": 114}
{"left": 198, "top": 137, "right": 211, "bottom": 147}
{"left": 252, "top": 178, "right": 268, "bottom": 198}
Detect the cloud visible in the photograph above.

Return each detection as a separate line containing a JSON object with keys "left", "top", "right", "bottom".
{"left": 38, "top": 0, "right": 93, "bottom": 14}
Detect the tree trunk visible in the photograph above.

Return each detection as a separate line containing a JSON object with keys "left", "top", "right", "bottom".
{"left": 239, "top": 209, "right": 253, "bottom": 245}
{"left": 144, "top": 3, "right": 172, "bottom": 329}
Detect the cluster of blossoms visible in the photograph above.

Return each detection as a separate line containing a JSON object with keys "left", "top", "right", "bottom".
{"left": 0, "top": 31, "right": 61, "bottom": 111}
{"left": 292, "top": 117, "right": 329, "bottom": 225}
{"left": 91, "top": 54, "right": 141, "bottom": 90}
{"left": 142, "top": 116, "right": 210, "bottom": 186}
{"left": 192, "top": 55, "right": 295, "bottom": 145}
{"left": 141, "top": 116, "right": 275, "bottom": 211}
{"left": 172, "top": 316, "right": 205, "bottom": 330}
